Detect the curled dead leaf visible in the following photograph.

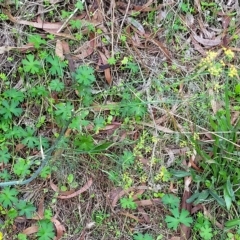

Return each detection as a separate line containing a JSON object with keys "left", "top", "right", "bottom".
{"left": 98, "top": 50, "right": 112, "bottom": 85}
{"left": 111, "top": 186, "right": 151, "bottom": 208}
{"left": 55, "top": 40, "right": 64, "bottom": 60}
{"left": 192, "top": 34, "right": 222, "bottom": 47}
{"left": 22, "top": 225, "right": 38, "bottom": 235}
{"left": 134, "top": 198, "right": 161, "bottom": 207}
{"left": 57, "top": 179, "right": 93, "bottom": 199}
{"left": 52, "top": 218, "right": 66, "bottom": 240}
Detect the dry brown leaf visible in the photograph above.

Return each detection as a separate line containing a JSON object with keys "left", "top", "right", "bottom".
{"left": 22, "top": 225, "right": 38, "bottom": 235}
{"left": 180, "top": 176, "right": 192, "bottom": 240}
{"left": 127, "top": 17, "right": 145, "bottom": 34}
{"left": 0, "top": 46, "right": 15, "bottom": 54}
{"left": 111, "top": 186, "right": 150, "bottom": 207}
{"left": 37, "top": 198, "right": 44, "bottom": 219}
{"left": 144, "top": 34, "right": 172, "bottom": 61}
{"left": 209, "top": 88, "right": 222, "bottom": 114}
{"left": 49, "top": 0, "right": 64, "bottom": 3}
{"left": 62, "top": 41, "right": 76, "bottom": 74}
{"left": 191, "top": 37, "right": 206, "bottom": 56}
{"left": 74, "top": 41, "right": 95, "bottom": 59}
{"left": 221, "top": 15, "right": 231, "bottom": 29}
{"left": 198, "top": 18, "right": 215, "bottom": 39}
{"left": 52, "top": 218, "right": 66, "bottom": 240}
{"left": 165, "top": 148, "right": 175, "bottom": 167}
{"left": 101, "top": 123, "right": 121, "bottom": 131}
{"left": 189, "top": 156, "right": 203, "bottom": 172}
{"left": 50, "top": 179, "right": 75, "bottom": 196}
{"left": 134, "top": 199, "right": 161, "bottom": 207}
{"left": 138, "top": 121, "right": 174, "bottom": 133}
{"left": 45, "top": 30, "right": 76, "bottom": 40}
{"left": 15, "top": 143, "right": 25, "bottom": 152}
{"left": 55, "top": 40, "right": 64, "bottom": 60}
{"left": 132, "top": 188, "right": 146, "bottom": 200}
{"left": 191, "top": 204, "right": 203, "bottom": 214}
{"left": 231, "top": 111, "right": 240, "bottom": 125}
{"left": 192, "top": 34, "right": 222, "bottom": 46}
{"left": 137, "top": 206, "right": 150, "bottom": 223}
{"left": 203, "top": 206, "right": 224, "bottom": 229}
{"left": 4, "top": 8, "right": 62, "bottom": 30}
{"left": 57, "top": 179, "right": 93, "bottom": 199}
{"left": 119, "top": 211, "right": 142, "bottom": 222}
{"left": 98, "top": 50, "right": 112, "bottom": 85}
{"left": 132, "top": 1, "right": 174, "bottom": 12}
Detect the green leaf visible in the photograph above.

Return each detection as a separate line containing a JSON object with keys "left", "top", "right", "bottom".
{"left": 21, "top": 127, "right": 39, "bottom": 148}
{"left": 0, "top": 187, "right": 19, "bottom": 208}
{"left": 226, "top": 177, "right": 235, "bottom": 199}
{"left": 0, "top": 148, "right": 11, "bottom": 164}
{"left": 235, "top": 84, "right": 240, "bottom": 95}
{"left": 133, "top": 233, "right": 154, "bottom": 240}
{"left": 70, "top": 19, "right": 82, "bottom": 29}
{"left": 209, "top": 190, "right": 225, "bottom": 207}
{"left": 0, "top": 169, "right": 11, "bottom": 181}
{"left": 46, "top": 56, "right": 66, "bottom": 76}
{"left": 3, "top": 89, "right": 24, "bottom": 104}
{"left": 74, "top": 65, "right": 96, "bottom": 86}
{"left": 170, "top": 170, "right": 191, "bottom": 178}
{"left": 89, "top": 142, "right": 112, "bottom": 153}
{"left": 162, "top": 194, "right": 180, "bottom": 208}
{"left": 28, "top": 34, "right": 46, "bottom": 48}
{"left": 74, "top": 134, "right": 94, "bottom": 151}
{"left": 49, "top": 79, "right": 65, "bottom": 92}
{"left": 16, "top": 200, "right": 36, "bottom": 218}
{"left": 55, "top": 102, "right": 73, "bottom": 120}
{"left": 75, "top": 0, "right": 84, "bottom": 11}
{"left": 120, "top": 150, "right": 135, "bottom": 169}
{"left": 7, "top": 208, "right": 18, "bottom": 219}
{"left": 225, "top": 218, "right": 240, "bottom": 228}
{"left": 13, "top": 158, "right": 31, "bottom": 177}
{"left": 22, "top": 54, "right": 41, "bottom": 74}
{"left": 107, "top": 57, "right": 116, "bottom": 65}
{"left": 93, "top": 116, "right": 105, "bottom": 132}
{"left": 189, "top": 190, "right": 209, "bottom": 205}
{"left": 199, "top": 225, "right": 213, "bottom": 240}
{"left": 0, "top": 100, "right": 23, "bottom": 119}
{"left": 224, "top": 187, "right": 232, "bottom": 211}
{"left": 165, "top": 208, "right": 193, "bottom": 231}
{"left": 17, "top": 233, "right": 28, "bottom": 240}
{"left": 37, "top": 219, "right": 55, "bottom": 240}
{"left": 120, "top": 197, "right": 137, "bottom": 210}
{"left": 5, "top": 126, "right": 25, "bottom": 139}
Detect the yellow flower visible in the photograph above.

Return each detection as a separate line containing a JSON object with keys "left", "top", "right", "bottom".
{"left": 224, "top": 48, "right": 234, "bottom": 60}
{"left": 0, "top": 232, "right": 3, "bottom": 240}
{"left": 228, "top": 65, "right": 238, "bottom": 78}
{"left": 207, "top": 51, "right": 218, "bottom": 61}
{"left": 220, "top": 60, "right": 225, "bottom": 66}
{"left": 208, "top": 63, "right": 222, "bottom": 76}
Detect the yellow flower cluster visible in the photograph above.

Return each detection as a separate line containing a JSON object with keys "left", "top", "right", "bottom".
{"left": 154, "top": 166, "right": 171, "bottom": 182}
{"left": 204, "top": 51, "right": 218, "bottom": 63}
{"left": 123, "top": 172, "right": 133, "bottom": 189}
{"left": 199, "top": 48, "right": 238, "bottom": 78}
{"left": 223, "top": 47, "right": 235, "bottom": 60}
{"left": 208, "top": 62, "right": 222, "bottom": 76}
{"left": 228, "top": 65, "right": 238, "bottom": 78}
{"left": 140, "top": 174, "right": 147, "bottom": 183}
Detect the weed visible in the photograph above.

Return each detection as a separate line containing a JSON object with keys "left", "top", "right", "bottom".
{"left": 133, "top": 233, "right": 154, "bottom": 240}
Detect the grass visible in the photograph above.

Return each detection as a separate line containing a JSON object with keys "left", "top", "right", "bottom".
{"left": 0, "top": 0, "right": 240, "bottom": 239}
